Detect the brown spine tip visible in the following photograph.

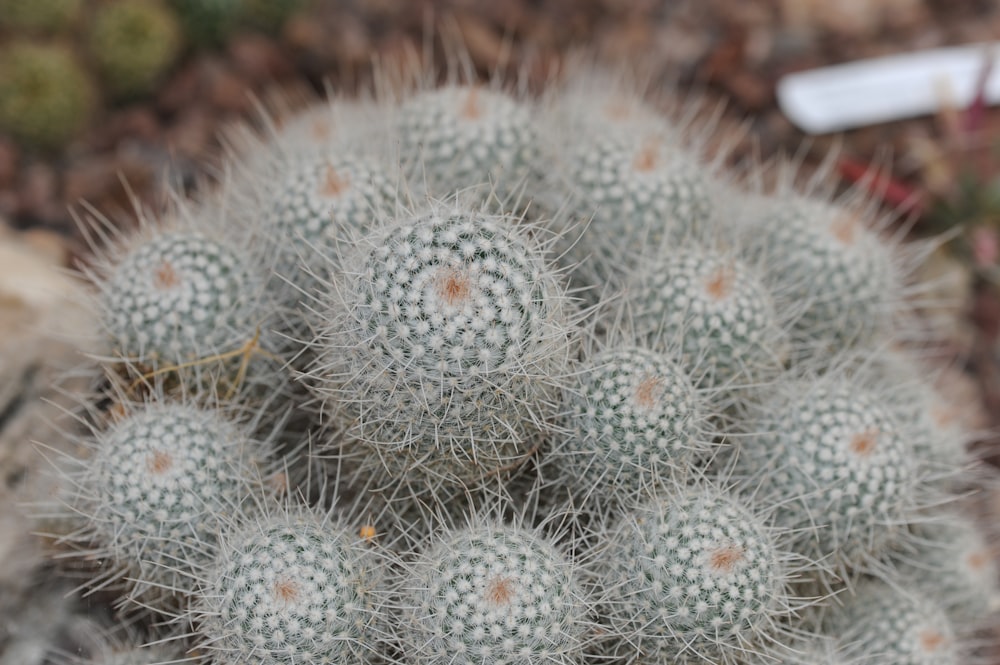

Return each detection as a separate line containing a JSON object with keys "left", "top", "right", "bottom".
{"left": 273, "top": 577, "right": 299, "bottom": 604}
{"left": 435, "top": 268, "right": 472, "bottom": 307}
{"left": 848, "top": 429, "right": 879, "bottom": 457}
{"left": 634, "top": 375, "right": 663, "bottom": 409}
{"left": 704, "top": 265, "right": 734, "bottom": 301}
{"left": 320, "top": 165, "right": 350, "bottom": 197}
{"left": 146, "top": 449, "right": 173, "bottom": 475}
{"left": 918, "top": 629, "right": 947, "bottom": 652}
{"left": 484, "top": 576, "right": 515, "bottom": 605}
{"left": 708, "top": 544, "right": 744, "bottom": 574}
{"left": 830, "top": 213, "right": 859, "bottom": 246}
{"left": 460, "top": 88, "right": 482, "bottom": 120}
{"left": 152, "top": 261, "right": 179, "bottom": 290}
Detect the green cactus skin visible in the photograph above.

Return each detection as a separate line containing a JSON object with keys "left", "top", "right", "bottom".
{"left": 68, "top": 401, "right": 273, "bottom": 602}
{"left": 87, "top": 0, "right": 182, "bottom": 97}
{"left": 396, "top": 521, "right": 593, "bottom": 665}
{"left": 396, "top": 85, "right": 541, "bottom": 204}
{"left": 193, "top": 509, "right": 390, "bottom": 665}
{"left": 0, "top": 42, "right": 94, "bottom": 150}
{"left": 601, "top": 484, "right": 795, "bottom": 665}
{"left": 0, "top": 0, "right": 81, "bottom": 32}
{"left": 624, "top": 245, "right": 789, "bottom": 391}
{"left": 554, "top": 345, "right": 715, "bottom": 504}
{"left": 826, "top": 581, "right": 958, "bottom": 665}
{"left": 734, "top": 372, "right": 919, "bottom": 583}
{"left": 307, "top": 202, "right": 576, "bottom": 494}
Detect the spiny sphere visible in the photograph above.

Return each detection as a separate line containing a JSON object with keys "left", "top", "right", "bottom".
{"left": 558, "top": 131, "right": 711, "bottom": 284}
{"left": 897, "top": 516, "right": 1000, "bottom": 625}
{"left": 556, "top": 346, "right": 712, "bottom": 501}
{"left": 399, "top": 523, "right": 590, "bottom": 665}
{"left": 397, "top": 85, "right": 540, "bottom": 201}
{"left": 100, "top": 230, "right": 262, "bottom": 364}
{"left": 79, "top": 403, "right": 267, "bottom": 596}
{"left": 828, "top": 581, "right": 957, "bottom": 665}
{"left": 626, "top": 248, "right": 786, "bottom": 390}
{"left": 604, "top": 485, "right": 789, "bottom": 664}
{"left": 313, "top": 207, "right": 571, "bottom": 489}
{"left": 737, "top": 377, "right": 917, "bottom": 576}
{"left": 746, "top": 197, "right": 897, "bottom": 351}
{"left": 197, "top": 512, "right": 386, "bottom": 665}
{"left": 263, "top": 153, "right": 398, "bottom": 283}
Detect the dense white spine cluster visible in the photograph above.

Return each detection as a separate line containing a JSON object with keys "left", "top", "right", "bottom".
{"left": 193, "top": 509, "right": 389, "bottom": 665}
{"left": 66, "top": 400, "right": 273, "bottom": 600}
{"left": 734, "top": 373, "right": 919, "bottom": 581}
{"left": 33, "top": 53, "right": 1000, "bottom": 665}
{"left": 307, "top": 204, "right": 576, "bottom": 492}
{"left": 601, "top": 484, "right": 794, "bottom": 664}
{"left": 555, "top": 345, "right": 714, "bottom": 502}
{"left": 396, "top": 521, "right": 592, "bottom": 665}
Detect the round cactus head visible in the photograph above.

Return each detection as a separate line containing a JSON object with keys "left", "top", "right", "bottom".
{"left": 65, "top": 398, "right": 274, "bottom": 603}
{"left": 602, "top": 483, "right": 797, "bottom": 664}
{"left": 734, "top": 369, "right": 920, "bottom": 584}
{"left": 192, "top": 507, "right": 391, "bottom": 665}
{"left": 87, "top": 0, "right": 182, "bottom": 97}
{"left": 307, "top": 200, "right": 577, "bottom": 495}
{"left": 396, "top": 519, "right": 593, "bottom": 665}
{"left": 554, "top": 345, "right": 716, "bottom": 504}
{"left": 396, "top": 85, "right": 540, "bottom": 204}
{"left": 86, "top": 215, "right": 287, "bottom": 400}
{"left": 624, "top": 243, "right": 789, "bottom": 392}
{"left": 0, "top": 41, "right": 94, "bottom": 150}
{"left": 740, "top": 192, "right": 907, "bottom": 354}
{"left": 826, "top": 581, "right": 958, "bottom": 665}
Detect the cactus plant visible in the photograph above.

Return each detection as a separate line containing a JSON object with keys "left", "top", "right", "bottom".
{"left": 733, "top": 369, "right": 920, "bottom": 585}
{"left": 86, "top": 0, "right": 182, "bottom": 97}
{"left": 395, "top": 85, "right": 541, "bottom": 204}
{"left": 191, "top": 506, "right": 391, "bottom": 665}
{"left": 396, "top": 519, "right": 593, "bottom": 665}
{"left": 824, "top": 580, "right": 959, "bottom": 665}
{"left": 0, "top": 41, "right": 95, "bottom": 150}
{"left": 18, "top": 41, "right": 1000, "bottom": 665}
{"left": 554, "top": 345, "right": 716, "bottom": 504}
{"left": 600, "top": 483, "right": 798, "bottom": 665}
{"left": 306, "top": 200, "right": 577, "bottom": 495}
{"left": 623, "top": 243, "right": 789, "bottom": 392}
{"left": 60, "top": 397, "right": 275, "bottom": 604}
{"left": 84, "top": 212, "right": 288, "bottom": 399}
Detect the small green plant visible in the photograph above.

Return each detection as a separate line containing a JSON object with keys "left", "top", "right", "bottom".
{"left": 0, "top": 41, "right": 95, "bottom": 150}
{"left": 87, "top": 0, "right": 182, "bottom": 97}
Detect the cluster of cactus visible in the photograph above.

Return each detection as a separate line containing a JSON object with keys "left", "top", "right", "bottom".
{"left": 33, "top": 53, "right": 1000, "bottom": 665}
{"left": 0, "top": 0, "right": 304, "bottom": 150}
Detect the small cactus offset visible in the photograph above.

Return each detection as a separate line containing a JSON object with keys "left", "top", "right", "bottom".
{"left": 0, "top": 41, "right": 95, "bottom": 149}
{"left": 86, "top": 0, "right": 182, "bottom": 97}
{"left": 395, "top": 518, "right": 594, "bottom": 665}
{"left": 27, "top": 39, "right": 1000, "bottom": 665}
